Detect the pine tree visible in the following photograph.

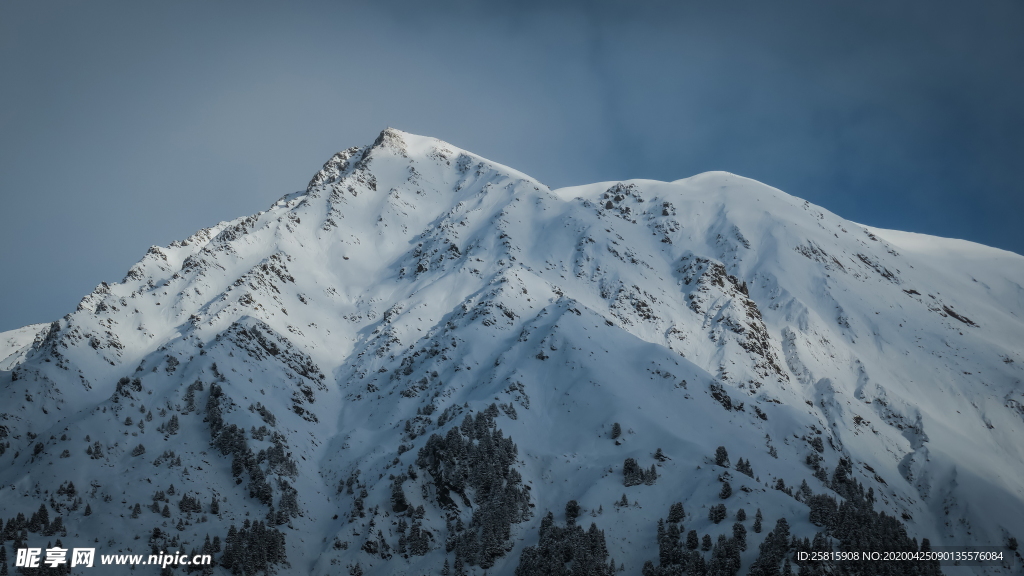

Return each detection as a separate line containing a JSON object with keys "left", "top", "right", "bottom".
{"left": 810, "top": 436, "right": 824, "bottom": 453}
{"left": 231, "top": 454, "right": 245, "bottom": 479}
{"left": 753, "top": 509, "right": 763, "bottom": 533}
{"left": 391, "top": 477, "right": 409, "bottom": 513}
{"left": 719, "top": 482, "right": 732, "bottom": 499}
{"left": 162, "top": 504, "right": 171, "bottom": 518}
{"left": 733, "top": 522, "right": 747, "bottom": 551}
{"left": 11, "top": 532, "right": 23, "bottom": 558}
{"left": 668, "top": 502, "right": 684, "bottom": 523}
{"left": 798, "top": 479, "right": 812, "bottom": 501}
{"left": 657, "top": 519, "right": 668, "bottom": 565}
{"left": 688, "top": 552, "right": 707, "bottom": 576}
{"left": 807, "top": 494, "right": 837, "bottom": 527}
{"left": 611, "top": 423, "right": 622, "bottom": 439}
{"left": 623, "top": 458, "right": 642, "bottom": 486}
{"left": 715, "top": 446, "right": 730, "bottom": 468}
{"left": 27, "top": 504, "right": 45, "bottom": 533}
{"left": 813, "top": 465, "right": 828, "bottom": 483}
{"left": 644, "top": 464, "right": 658, "bottom": 485}
{"left": 737, "top": 508, "right": 746, "bottom": 521}
{"left": 513, "top": 501, "right": 611, "bottom": 575}
{"left": 46, "top": 515, "right": 64, "bottom": 538}
{"left": 223, "top": 525, "right": 239, "bottom": 571}
{"left": 686, "top": 530, "right": 699, "bottom": 550}
{"left": 708, "top": 504, "right": 727, "bottom": 524}
{"left": 701, "top": 534, "right": 712, "bottom": 551}
{"left": 736, "top": 457, "right": 754, "bottom": 477}
{"left": 84, "top": 504, "right": 92, "bottom": 516}
{"left": 565, "top": 500, "right": 580, "bottom": 523}
{"left": 772, "top": 518, "right": 790, "bottom": 554}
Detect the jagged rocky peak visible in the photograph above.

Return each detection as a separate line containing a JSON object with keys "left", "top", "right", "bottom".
{"left": 308, "top": 129, "right": 440, "bottom": 189}
{"left": 1, "top": 129, "right": 1022, "bottom": 575}
{"left": 370, "top": 126, "right": 409, "bottom": 155}
{"left": 306, "top": 146, "right": 363, "bottom": 191}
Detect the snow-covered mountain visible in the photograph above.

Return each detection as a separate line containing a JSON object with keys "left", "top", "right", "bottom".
{"left": 1, "top": 128, "right": 1022, "bottom": 575}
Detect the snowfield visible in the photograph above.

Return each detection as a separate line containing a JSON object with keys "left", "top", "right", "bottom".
{"left": 1, "top": 128, "right": 1021, "bottom": 575}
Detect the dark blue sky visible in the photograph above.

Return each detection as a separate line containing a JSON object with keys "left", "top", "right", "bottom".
{"left": 2, "top": 1, "right": 1022, "bottom": 332}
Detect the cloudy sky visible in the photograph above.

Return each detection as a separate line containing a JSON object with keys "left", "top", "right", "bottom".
{"left": 1, "top": 0, "right": 1022, "bottom": 331}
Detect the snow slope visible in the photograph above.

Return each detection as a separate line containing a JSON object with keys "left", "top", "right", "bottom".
{"left": 0, "top": 323, "right": 50, "bottom": 371}
{"left": 1, "top": 128, "right": 1021, "bottom": 575}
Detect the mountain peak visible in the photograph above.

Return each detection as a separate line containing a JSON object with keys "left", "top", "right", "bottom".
{"left": 369, "top": 126, "right": 409, "bottom": 154}
{"left": 2, "top": 129, "right": 1022, "bottom": 575}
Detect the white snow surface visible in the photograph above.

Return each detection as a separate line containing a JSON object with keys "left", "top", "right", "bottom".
{"left": 0, "top": 322, "right": 50, "bottom": 371}
{"left": 1, "top": 128, "right": 1022, "bottom": 574}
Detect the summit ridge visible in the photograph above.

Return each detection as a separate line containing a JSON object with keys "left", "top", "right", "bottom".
{"left": 1, "top": 128, "right": 1021, "bottom": 575}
